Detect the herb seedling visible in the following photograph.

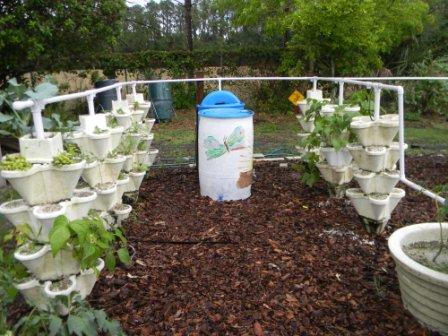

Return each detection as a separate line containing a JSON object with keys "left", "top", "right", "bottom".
{"left": 0, "top": 154, "right": 32, "bottom": 171}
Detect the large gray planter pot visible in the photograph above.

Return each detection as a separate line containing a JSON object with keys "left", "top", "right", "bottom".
{"left": 388, "top": 223, "right": 448, "bottom": 335}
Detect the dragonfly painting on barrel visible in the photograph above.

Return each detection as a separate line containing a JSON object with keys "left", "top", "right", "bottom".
{"left": 204, "top": 126, "right": 246, "bottom": 160}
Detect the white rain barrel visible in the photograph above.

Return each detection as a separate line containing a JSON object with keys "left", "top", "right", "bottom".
{"left": 198, "top": 108, "right": 254, "bottom": 201}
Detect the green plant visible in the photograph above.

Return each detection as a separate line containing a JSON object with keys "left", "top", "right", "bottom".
{"left": 117, "top": 136, "right": 138, "bottom": 156}
{"left": 93, "top": 126, "right": 108, "bottom": 134}
{"left": 132, "top": 163, "right": 148, "bottom": 173}
{"left": 0, "top": 154, "right": 32, "bottom": 171}
{"left": 133, "top": 101, "right": 140, "bottom": 110}
{"left": 127, "top": 122, "right": 142, "bottom": 134}
{"left": 107, "top": 150, "right": 119, "bottom": 159}
{"left": 346, "top": 89, "right": 374, "bottom": 117}
{"left": 0, "top": 77, "right": 58, "bottom": 138}
{"left": 0, "top": 230, "right": 27, "bottom": 334}
{"left": 106, "top": 116, "right": 119, "bottom": 128}
{"left": 118, "top": 172, "right": 127, "bottom": 180}
{"left": 64, "top": 143, "right": 81, "bottom": 157}
{"left": 304, "top": 99, "right": 326, "bottom": 121}
{"left": 433, "top": 185, "right": 448, "bottom": 263}
{"left": 13, "top": 295, "right": 125, "bottom": 336}
{"left": 52, "top": 151, "right": 80, "bottom": 167}
{"left": 115, "top": 108, "right": 126, "bottom": 115}
{"left": 137, "top": 141, "right": 146, "bottom": 151}
{"left": 49, "top": 215, "right": 130, "bottom": 272}
{"left": 296, "top": 152, "right": 321, "bottom": 187}
{"left": 47, "top": 113, "right": 78, "bottom": 133}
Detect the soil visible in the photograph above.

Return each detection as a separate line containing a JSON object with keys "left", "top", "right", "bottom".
{"left": 74, "top": 191, "right": 94, "bottom": 198}
{"left": 370, "top": 193, "right": 389, "bottom": 200}
{"left": 49, "top": 278, "right": 72, "bottom": 292}
{"left": 95, "top": 182, "right": 115, "bottom": 191}
{"left": 114, "top": 204, "right": 131, "bottom": 212}
{"left": 4, "top": 199, "right": 25, "bottom": 209}
{"left": 86, "top": 154, "right": 447, "bottom": 335}
{"left": 404, "top": 241, "right": 448, "bottom": 274}
{"left": 39, "top": 204, "right": 62, "bottom": 213}
{"left": 19, "top": 242, "right": 44, "bottom": 255}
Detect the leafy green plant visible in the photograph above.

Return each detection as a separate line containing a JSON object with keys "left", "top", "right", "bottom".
{"left": 49, "top": 215, "right": 130, "bottom": 272}
{"left": 118, "top": 172, "right": 127, "bottom": 180}
{"left": 346, "top": 89, "right": 374, "bottom": 117}
{"left": 117, "top": 136, "right": 138, "bottom": 156}
{"left": 303, "top": 99, "right": 326, "bottom": 121}
{"left": 137, "top": 141, "right": 146, "bottom": 151}
{"left": 64, "top": 144, "right": 81, "bottom": 157}
{"left": 132, "top": 101, "right": 140, "bottom": 110}
{"left": 132, "top": 163, "right": 148, "bottom": 173}
{"left": 115, "top": 108, "right": 126, "bottom": 115}
{"left": 106, "top": 150, "right": 119, "bottom": 159}
{"left": 106, "top": 116, "right": 119, "bottom": 128}
{"left": 0, "top": 77, "right": 58, "bottom": 138}
{"left": 296, "top": 152, "right": 321, "bottom": 187}
{"left": 47, "top": 113, "right": 78, "bottom": 133}
{"left": 0, "top": 154, "right": 32, "bottom": 171}
{"left": 52, "top": 151, "right": 80, "bottom": 167}
{"left": 13, "top": 295, "right": 125, "bottom": 336}
{"left": 127, "top": 122, "right": 143, "bottom": 134}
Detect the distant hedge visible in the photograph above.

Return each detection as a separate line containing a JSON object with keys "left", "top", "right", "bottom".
{"left": 46, "top": 47, "right": 282, "bottom": 73}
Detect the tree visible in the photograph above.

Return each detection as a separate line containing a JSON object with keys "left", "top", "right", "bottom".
{"left": 217, "top": 0, "right": 430, "bottom": 75}
{"left": 0, "top": 0, "right": 126, "bottom": 84}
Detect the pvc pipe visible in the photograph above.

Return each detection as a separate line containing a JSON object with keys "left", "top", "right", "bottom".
{"left": 401, "top": 178, "right": 446, "bottom": 204}
{"left": 373, "top": 86, "right": 381, "bottom": 120}
{"left": 115, "top": 86, "right": 122, "bottom": 101}
{"left": 31, "top": 103, "right": 45, "bottom": 139}
{"left": 87, "top": 94, "right": 95, "bottom": 116}
{"left": 218, "top": 78, "right": 222, "bottom": 91}
{"left": 132, "top": 84, "right": 137, "bottom": 96}
{"left": 312, "top": 77, "right": 318, "bottom": 90}
{"left": 397, "top": 89, "right": 406, "bottom": 180}
{"left": 338, "top": 81, "right": 344, "bottom": 105}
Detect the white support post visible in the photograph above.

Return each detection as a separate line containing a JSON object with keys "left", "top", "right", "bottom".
{"left": 132, "top": 83, "right": 137, "bottom": 97}
{"left": 31, "top": 102, "right": 45, "bottom": 139}
{"left": 115, "top": 86, "right": 122, "bottom": 101}
{"left": 218, "top": 78, "right": 222, "bottom": 91}
{"left": 397, "top": 87, "right": 406, "bottom": 180}
{"left": 373, "top": 86, "right": 381, "bottom": 120}
{"left": 338, "top": 81, "right": 344, "bottom": 105}
{"left": 87, "top": 94, "right": 95, "bottom": 115}
{"left": 312, "top": 77, "right": 318, "bottom": 91}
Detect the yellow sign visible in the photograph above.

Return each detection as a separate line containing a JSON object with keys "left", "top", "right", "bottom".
{"left": 288, "top": 90, "right": 305, "bottom": 106}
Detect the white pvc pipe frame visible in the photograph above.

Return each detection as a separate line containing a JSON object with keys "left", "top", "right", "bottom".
{"left": 11, "top": 76, "right": 447, "bottom": 205}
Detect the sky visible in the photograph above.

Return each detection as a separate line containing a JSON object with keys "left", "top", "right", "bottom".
{"left": 126, "top": 0, "right": 152, "bottom": 6}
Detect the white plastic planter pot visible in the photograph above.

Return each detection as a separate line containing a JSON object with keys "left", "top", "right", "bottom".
{"left": 0, "top": 191, "right": 96, "bottom": 243}
{"left": 320, "top": 147, "right": 352, "bottom": 168}
{"left": 14, "top": 243, "right": 80, "bottom": 281}
{"left": 19, "top": 132, "right": 63, "bottom": 163}
{"left": 116, "top": 175, "right": 131, "bottom": 202}
{"left": 81, "top": 156, "right": 126, "bottom": 187}
{"left": 147, "top": 149, "right": 159, "bottom": 166}
{"left": 344, "top": 105, "right": 361, "bottom": 113}
{"left": 388, "top": 223, "right": 448, "bottom": 335}
{"left": 110, "top": 127, "right": 124, "bottom": 149}
{"left": 298, "top": 101, "right": 310, "bottom": 114}
{"left": 142, "top": 133, "right": 154, "bottom": 150}
{"left": 86, "top": 131, "right": 112, "bottom": 160}
{"left": 79, "top": 114, "right": 108, "bottom": 133}
{"left": 346, "top": 188, "right": 405, "bottom": 222}
{"left": 134, "top": 150, "right": 150, "bottom": 165}
{"left": 351, "top": 114, "right": 399, "bottom": 147}
{"left": 321, "top": 104, "right": 337, "bottom": 117}
{"left": 113, "top": 112, "right": 132, "bottom": 130}
{"left": 316, "top": 162, "right": 353, "bottom": 185}
{"left": 131, "top": 110, "right": 145, "bottom": 122}
{"left": 296, "top": 115, "right": 315, "bottom": 133}
{"left": 76, "top": 258, "right": 105, "bottom": 299}
{"left": 123, "top": 155, "right": 134, "bottom": 172}
{"left": 307, "top": 89, "right": 323, "bottom": 101}
{"left": 112, "top": 204, "right": 132, "bottom": 225}
{"left": 354, "top": 170, "right": 400, "bottom": 194}
{"left": 123, "top": 133, "right": 142, "bottom": 153}
{"left": 44, "top": 275, "right": 77, "bottom": 316}
{"left": 128, "top": 171, "right": 146, "bottom": 192}
{"left": 143, "top": 118, "right": 156, "bottom": 134}
{"left": 348, "top": 143, "right": 408, "bottom": 172}
{"left": 1, "top": 161, "right": 86, "bottom": 206}
{"left": 15, "top": 278, "right": 49, "bottom": 311}
{"left": 92, "top": 182, "right": 117, "bottom": 211}
{"left": 127, "top": 93, "right": 152, "bottom": 114}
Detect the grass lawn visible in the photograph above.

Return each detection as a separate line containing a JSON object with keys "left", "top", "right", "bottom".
{"left": 152, "top": 109, "right": 448, "bottom": 161}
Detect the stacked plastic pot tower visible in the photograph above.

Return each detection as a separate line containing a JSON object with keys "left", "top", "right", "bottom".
{"left": 296, "top": 89, "right": 356, "bottom": 197}
{"left": 0, "top": 92, "right": 157, "bottom": 314}
{"left": 346, "top": 114, "right": 407, "bottom": 233}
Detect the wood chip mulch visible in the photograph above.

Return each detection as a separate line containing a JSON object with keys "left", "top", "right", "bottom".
{"left": 88, "top": 154, "right": 447, "bottom": 336}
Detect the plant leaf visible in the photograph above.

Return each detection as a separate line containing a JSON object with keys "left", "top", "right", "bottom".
{"left": 117, "top": 247, "right": 131, "bottom": 265}
{"left": 105, "top": 250, "right": 116, "bottom": 272}
{"left": 49, "top": 315, "right": 62, "bottom": 336}
{"left": 49, "top": 215, "right": 71, "bottom": 256}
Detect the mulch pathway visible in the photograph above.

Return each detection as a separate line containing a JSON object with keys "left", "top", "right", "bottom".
{"left": 88, "top": 154, "right": 448, "bottom": 335}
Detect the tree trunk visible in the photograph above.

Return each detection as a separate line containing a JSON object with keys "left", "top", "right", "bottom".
{"left": 184, "top": 0, "right": 193, "bottom": 52}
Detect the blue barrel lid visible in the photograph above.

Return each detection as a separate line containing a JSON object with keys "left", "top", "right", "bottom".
{"left": 198, "top": 90, "right": 245, "bottom": 110}
{"left": 198, "top": 108, "right": 253, "bottom": 119}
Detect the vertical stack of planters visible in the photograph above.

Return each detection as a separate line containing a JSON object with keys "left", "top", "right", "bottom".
{"left": 0, "top": 134, "right": 126, "bottom": 315}
{"left": 298, "top": 88, "right": 360, "bottom": 197}
{"left": 0, "top": 91, "right": 154, "bottom": 318}
{"left": 63, "top": 94, "right": 157, "bottom": 226}
{"left": 345, "top": 114, "right": 406, "bottom": 233}
{"left": 295, "top": 89, "right": 326, "bottom": 156}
